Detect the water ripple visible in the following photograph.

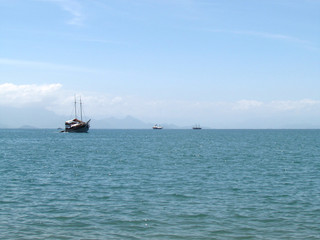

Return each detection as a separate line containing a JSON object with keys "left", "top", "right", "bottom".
{"left": 1, "top": 129, "right": 320, "bottom": 239}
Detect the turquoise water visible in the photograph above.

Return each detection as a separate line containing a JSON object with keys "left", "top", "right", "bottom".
{"left": 1, "top": 129, "right": 320, "bottom": 239}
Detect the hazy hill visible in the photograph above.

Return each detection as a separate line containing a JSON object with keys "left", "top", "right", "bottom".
{"left": 92, "top": 116, "right": 180, "bottom": 129}
{"left": 0, "top": 106, "right": 180, "bottom": 129}
{"left": 0, "top": 106, "right": 66, "bottom": 128}
{"left": 93, "top": 116, "right": 151, "bottom": 129}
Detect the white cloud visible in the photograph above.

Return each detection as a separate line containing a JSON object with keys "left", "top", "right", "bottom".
{"left": 232, "top": 100, "right": 263, "bottom": 110}
{"left": 1, "top": 83, "right": 320, "bottom": 127}
{"left": 230, "top": 99, "right": 320, "bottom": 112}
{"left": 234, "top": 30, "right": 309, "bottom": 44}
{"left": 269, "top": 99, "right": 320, "bottom": 111}
{"left": 0, "top": 58, "right": 98, "bottom": 73}
{"left": 207, "top": 29, "right": 314, "bottom": 48}
{"left": 40, "top": 0, "right": 84, "bottom": 26}
{"left": 0, "top": 83, "right": 62, "bottom": 107}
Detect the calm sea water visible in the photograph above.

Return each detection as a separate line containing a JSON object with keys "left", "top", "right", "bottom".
{"left": 0, "top": 129, "right": 320, "bottom": 239}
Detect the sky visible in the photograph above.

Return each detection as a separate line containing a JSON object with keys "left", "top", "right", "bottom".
{"left": 1, "top": 0, "right": 320, "bottom": 128}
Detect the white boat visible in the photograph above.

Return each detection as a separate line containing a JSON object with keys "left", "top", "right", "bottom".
{"left": 152, "top": 124, "right": 163, "bottom": 129}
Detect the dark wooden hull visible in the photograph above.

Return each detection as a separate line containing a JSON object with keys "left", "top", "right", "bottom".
{"left": 64, "top": 122, "right": 90, "bottom": 133}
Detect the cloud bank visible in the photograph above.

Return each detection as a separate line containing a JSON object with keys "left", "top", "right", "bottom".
{"left": 0, "top": 83, "right": 62, "bottom": 107}
{"left": 1, "top": 83, "right": 319, "bottom": 128}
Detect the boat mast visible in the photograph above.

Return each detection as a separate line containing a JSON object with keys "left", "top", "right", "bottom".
{"left": 74, "top": 95, "right": 77, "bottom": 119}
{"left": 80, "top": 96, "right": 83, "bottom": 121}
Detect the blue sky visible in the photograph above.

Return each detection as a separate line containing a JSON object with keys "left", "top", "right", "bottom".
{"left": 1, "top": 0, "right": 320, "bottom": 128}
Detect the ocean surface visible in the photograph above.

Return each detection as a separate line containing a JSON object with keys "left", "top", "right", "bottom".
{"left": 1, "top": 129, "right": 320, "bottom": 239}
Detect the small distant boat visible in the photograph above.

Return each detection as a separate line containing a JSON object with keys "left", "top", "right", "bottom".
{"left": 152, "top": 124, "right": 163, "bottom": 130}
{"left": 192, "top": 124, "right": 202, "bottom": 130}
{"left": 61, "top": 96, "right": 90, "bottom": 133}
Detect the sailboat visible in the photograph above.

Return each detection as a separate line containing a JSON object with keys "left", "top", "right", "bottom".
{"left": 192, "top": 124, "right": 202, "bottom": 130}
{"left": 62, "top": 96, "right": 90, "bottom": 133}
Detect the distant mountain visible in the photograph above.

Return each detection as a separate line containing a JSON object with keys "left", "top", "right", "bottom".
{"left": 92, "top": 116, "right": 182, "bottom": 129}
{"left": 0, "top": 106, "right": 181, "bottom": 129}
{"left": 0, "top": 123, "right": 9, "bottom": 128}
{"left": 19, "top": 125, "right": 39, "bottom": 129}
{"left": 93, "top": 116, "right": 152, "bottom": 129}
{"left": 0, "top": 106, "right": 66, "bottom": 128}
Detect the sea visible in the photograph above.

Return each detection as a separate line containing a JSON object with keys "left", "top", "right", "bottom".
{"left": 0, "top": 129, "right": 320, "bottom": 239}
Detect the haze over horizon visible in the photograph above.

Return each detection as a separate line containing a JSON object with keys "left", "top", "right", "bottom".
{"left": 1, "top": 0, "right": 319, "bottom": 128}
